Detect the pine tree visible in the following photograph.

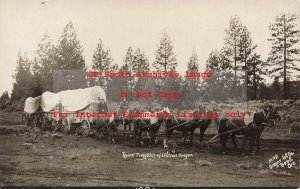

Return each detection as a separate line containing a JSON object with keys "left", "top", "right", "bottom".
{"left": 133, "top": 48, "right": 150, "bottom": 73}
{"left": 238, "top": 26, "right": 257, "bottom": 85}
{"left": 183, "top": 51, "right": 200, "bottom": 106}
{"left": 267, "top": 13, "right": 300, "bottom": 99}
{"left": 106, "top": 64, "right": 125, "bottom": 102}
{"left": 123, "top": 47, "right": 135, "bottom": 72}
{"left": 153, "top": 32, "right": 177, "bottom": 72}
{"left": 271, "top": 76, "right": 281, "bottom": 100}
{"left": 11, "top": 50, "right": 33, "bottom": 101}
{"left": 247, "top": 53, "right": 266, "bottom": 99}
{"left": 224, "top": 15, "right": 244, "bottom": 88}
{"left": 0, "top": 91, "right": 9, "bottom": 107}
{"left": 132, "top": 48, "right": 150, "bottom": 96}
{"left": 31, "top": 58, "right": 43, "bottom": 97}
{"left": 55, "top": 21, "right": 86, "bottom": 69}
{"left": 204, "top": 49, "right": 234, "bottom": 101}
{"left": 35, "top": 33, "right": 55, "bottom": 91}
{"left": 92, "top": 39, "right": 112, "bottom": 87}
{"left": 122, "top": 47, "right": 150, "bottom": 100}
{"left": 187, "top": 50, "right": 199, "bottom": 72}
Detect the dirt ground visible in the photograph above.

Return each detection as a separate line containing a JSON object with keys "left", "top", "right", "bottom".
{"left": 0, "top": 105, "right": 299, "bottom": 187}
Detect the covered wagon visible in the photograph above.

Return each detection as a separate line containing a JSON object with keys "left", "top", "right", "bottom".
{"left": 55, "top": 86, "right": 108, "bottom": 136}
{"left": 23, "top": 96, "right": 42, "bottom": 128}
{"left": 23, "top": 86, "right": 109, "bottom": 136}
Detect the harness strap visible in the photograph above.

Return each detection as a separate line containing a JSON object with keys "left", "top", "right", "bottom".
{"left": 228, "top": 119, "right": 243, "bottom": 134}
{"left": 159, "top": 120, "right": 191, "bottom": 133}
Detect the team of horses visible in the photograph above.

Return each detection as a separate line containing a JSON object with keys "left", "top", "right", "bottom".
{"left": 94, "top": 105, "right": 281, "bottom": 153}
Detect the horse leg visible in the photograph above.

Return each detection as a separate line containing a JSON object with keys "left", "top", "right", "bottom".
{"left": 149, "top": 131, "right": 153, "bottom": 147}
{"left": 108, "top": 128, "right": 112, "bottom": 144}
{"left": 124, "top": 121, "right": 127, "bottom": 130}
{"left": 249, "top": 136, "right": 255, "bottom": 153}
{"left": 182, "top": 130, "right": 187, "bottom": 143}
{"left": 220, "top": 134, "right": 228, "bottom": 153}
{"left": 242, "top": 134, "right": 248, "bottom": 151}
{"left": 231, "top": 134, "right": 237, "bottom": 149}
{"left": 256, "top": 134, "right": 261, "bottom": 152}
{"left": 129, "top": 122, "right": 132, "bottom": 131}
{"left": 112, "top": 126, "right": 117, "bottom": 144}
{"left": 139, "top": 130, "right": 143, "bottom": 146}
{"left": 134, "top": 129, "right": 138, "bottom": 147}
{"left": 150, "top": 129, "right": 157, "bottom": 147}
{"left": 164, "top": 129, "right": 173, "bottom": 148}
{"left": 199, "top": 126, "right": 207, "bottom": 144}
{"left": 189, "top": 129, "right": 194, "bottom": 145}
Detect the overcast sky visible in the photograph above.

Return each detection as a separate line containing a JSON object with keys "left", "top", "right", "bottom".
{"left": 0, "top": 0, "right": 299, "bottom": 95}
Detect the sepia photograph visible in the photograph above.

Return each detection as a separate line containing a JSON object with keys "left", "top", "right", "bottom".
{"left": 0, "top": 0, "right": 299, "bottom": 188}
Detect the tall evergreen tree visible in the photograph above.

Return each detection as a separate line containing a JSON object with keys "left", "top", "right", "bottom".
{"left": 224, "top": 15, "right": 244, "bottom": 88}
{"left": 267, "top": 13, "right": 300, "bottom": 99}
{"left": 11, "top": 50, "right": 33, "bottom": 100}
{"left": 183, "top": 51, "right": 200, "bottom": 107}
{"left": 35, "top": 33, "right": 55, "bottom": 91}
{"left": 0, "top": 91, "right": 9, "bottom": 107}
{"left": 247, "top": 53, "right": 266, "bottom": 99}
{"left": 133, "top": 48, "right": 150, "bottom": 96}
{"left": 123, "top": 47, "right": 135, "bottom": 72}
{"left": 187, "top": 50, "right": 199, "bottom": 72}
{"left": 31, "top": 58, "right": 43, "bottom": 97}
{"left": 133, "top": 48, "right": 150, "bottom": 73}
{"left": 238, "top": 26, "right": 257, "bottom": 86}
{"left": 92, "top": 39, "right": 112, "bottom": 87}
{"left": 271, "top": 76, "right": 282, "bottom": 100}
{"left": 106, "top": 63, "right": 125, "bottom": 102}
{"left": 55, "top": 21, "right": 86, "bottom": 69}
{"left": 204, "top": 49, "right": 234, "bottom": 101}
{"left": 153, "top": 32, "right": 177, "bottom": 72}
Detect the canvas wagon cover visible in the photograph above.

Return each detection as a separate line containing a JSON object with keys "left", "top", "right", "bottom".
{"left": 24, "top": 96, "right": 41, "bottom": 114}
{"left": 40, "top": 91, "right": 61, "bottom": 112}
{"left": 57, "top": 86, "right": 106, "bottom": 112}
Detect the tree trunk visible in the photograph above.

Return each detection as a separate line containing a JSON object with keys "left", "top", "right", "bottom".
{"left": 253, "top": 63, "right": 257, "bottom": 100}
{"left": 234, "top": 41, "right": 237, "bottom": 89}
{"left": 283, "top": 14, "right": 287, "bottom": 100}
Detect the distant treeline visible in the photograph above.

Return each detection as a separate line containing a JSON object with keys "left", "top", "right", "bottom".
{"left": 1, "top": 14, "right": 299, "bottom": 110}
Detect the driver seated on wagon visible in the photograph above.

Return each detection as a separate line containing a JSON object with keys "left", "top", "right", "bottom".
{"left": 98, "top": 97, "right": 108, "bottom": 112}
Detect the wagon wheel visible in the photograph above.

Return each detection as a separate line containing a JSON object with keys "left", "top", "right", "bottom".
{"left": 33, "top": 115, "right": 39, "bottom": 128}
{"left": 80, "top": 120, "right": 91, "bottom": 137}
{"left": 61, "top": 118, "right": 71, "bottom": 134}
{"left": 39, "top": 114, "right": 46, "bottom": 130}
{"left": 27, "top": 116, "right": 34, "bottom": 128}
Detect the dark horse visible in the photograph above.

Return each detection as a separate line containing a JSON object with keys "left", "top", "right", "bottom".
{"left": 199, "top": 118, "right": 212, "bottom": 144}
{"left": 163, "top": 109, "right": 213, "bottom": 146}
{"left": 242, "top": 111, "right": 269, "bottom": 152}
{"left": 217, "top": 108, "right": 279, "bottom": 153}
{"left": 132, "top": 109, "right": 168, "bottom": 147}
{"left": 164, "top": 117, "right": 198, "bottom": 146}
{"left": 217, "top": 118, "right": 246, "bottom": 151}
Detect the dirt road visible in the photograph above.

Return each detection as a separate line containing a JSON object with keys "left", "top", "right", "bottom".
{"left": 0, "top": 123, "right": 299, "bottom": 187}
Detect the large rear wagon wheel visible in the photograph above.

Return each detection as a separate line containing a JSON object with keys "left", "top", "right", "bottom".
{"left": 80, "top": 120, "right": 91, "bottom": 137}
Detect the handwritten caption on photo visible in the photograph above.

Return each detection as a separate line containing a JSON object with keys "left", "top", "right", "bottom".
{"left": 122, "top": 152, "right": 193, "bottom": 160}
{"left": 268, "top": 152, "right": 297, "bottom": 169}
